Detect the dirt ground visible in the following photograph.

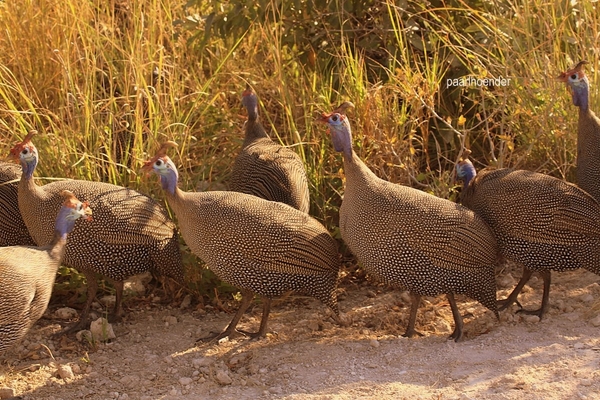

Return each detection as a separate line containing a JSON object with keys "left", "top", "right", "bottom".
{"left": 2, "top": 262, "right": 600, "bottom": 400}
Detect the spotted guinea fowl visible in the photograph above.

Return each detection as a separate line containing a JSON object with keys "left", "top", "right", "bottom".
{"left": 0, "top": 162, "right": 35, "bottom": 246}
{"left": 229, "top": 86, "right": 310, "bottom": 213}
{"left": 557, "top": 61, "right": 600, "bottom": 203}
{"left": 456, "top": 155, "right": 600, "bottom": 319}
{"left": 0, "top": 190, "right": 92, "bottom": 354}
{"left": 143, "top": 141, "right": 340, "bottom": 341}
{"left": 10, "top": 131, "right": 184, "bottom": 333}
{"left": 319, "top": 105, "right": 499, "bottom": 342}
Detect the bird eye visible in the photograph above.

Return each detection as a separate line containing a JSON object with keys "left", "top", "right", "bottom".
{"left": 331, "top": 115, "right": 338, "bottom": 122}
{"left": 571, "top": 74, "right": 577, "bottom": 80}
{"left": 77, "top": 203, "right": 83, "bottom": 211}
{"left": 155, "top": 159, "right": 163, "bottom": 167}
{"left": 21, "top": 148, "right": 29, "bottom": 155}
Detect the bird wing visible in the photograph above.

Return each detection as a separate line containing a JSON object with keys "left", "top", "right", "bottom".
{"left": 201, "top": 194, "right": 337, "bottom": 276}
{"left": 469, "top": 170, "right": 600, "bottom": 245}
{"left": 38, "top": 181, "right": 176, "bottom": 246}
{"left": 376, "top": 183, "right": 498, "bottom": 270}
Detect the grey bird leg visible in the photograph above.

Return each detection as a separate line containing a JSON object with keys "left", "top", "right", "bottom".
{"left": 516, "top": 270, "right": 551, "bottom": 320}
{"left": 238, "top": 296, "right": 272, "bottom": 339}
{"left": 197, "top": 289, "right": 255, "bottom": 342}
{"left": 402, "top": 293, "right": 424, "bottom": 338}
{"left": 498, "top": 266, "right": 533, "bottom": 311}
{"left": 447, "top": 293, "right": 464, "bottom": 342}
{"left": 106, "top": 278, "right": 124, "bottom": 323}
{"left": 58, "top": 270, "right": 99, "bottom": 335}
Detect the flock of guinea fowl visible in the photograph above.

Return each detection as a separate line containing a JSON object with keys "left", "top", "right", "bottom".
{"left": 0, "top": 60, "right": 598, "bottom": 355}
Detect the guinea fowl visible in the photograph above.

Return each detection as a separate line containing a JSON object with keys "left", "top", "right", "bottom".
{"left": 557, "top": 61, "right": 600, "bottom": 202}
{"left": 456, "top": 155, "right": 600, "bottom": 319}
{"left": 0, "top": 162, "right": 35, "bottom": 246}
{"left": 229, "top": 86, "right": 310, "bottom": 213}
{"left": 142, "top": 141, "right": 340, "bottom": 341}
{"left": 0, "top": 190, "right": 92, "bottom": 354}
{"left": 10, "top": 131, "right": 184, "bottom": 333}
{"left": 319, "top": 105, "right": 499, "bottom": 342}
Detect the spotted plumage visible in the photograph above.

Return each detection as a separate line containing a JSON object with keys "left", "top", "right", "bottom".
{"left": 456, "top": 156, "right": 600, "bottom": 319}
{"left": 229, "top": 86, "right": 310, "bottom": 213}
{"left": 320, "top": 106, "right": 499, "bottom": 342}
{"left": 0, "top": 190, "right": 91, "bottom": 354}
{"left": 10, "top": 132, "right": 184, "bottom": 333}
{"left": 557, "top": 61, "right": 600, "bottom": 202}
{"left": 143, "top": 141, "right": 340, "bottom": 341}
{"left": 0, "top": 162, "right": 35, "bottom": 246}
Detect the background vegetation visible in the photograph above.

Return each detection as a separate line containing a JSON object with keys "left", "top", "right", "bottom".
{"left": 0, "top": 0, "right": 598, "bottom": 300}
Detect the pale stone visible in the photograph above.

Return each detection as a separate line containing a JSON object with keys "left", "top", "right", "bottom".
{"left": 54, "top": 307, "right": 78, "bottom": 320}
{"left": 90, "top": 318, "right": 116, "bottom": 342}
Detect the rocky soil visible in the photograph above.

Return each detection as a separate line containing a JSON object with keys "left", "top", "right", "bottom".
{"left": 2, "top": 262, "right": 600, "bottom": 400}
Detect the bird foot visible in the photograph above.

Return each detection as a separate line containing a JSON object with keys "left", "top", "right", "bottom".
{"left": 402, "top": 328, "right": 424, "bottom": 339}
{"left": 237, "top": 329, "right": 267, "bottom": 340}
{"left": 195, "top": 329, "right": 244, "bottom": 344}
{"left": 515, "top": 307, "right": 543, "bottom": 319}
{"left": 448, "top": 329, "right": 464, "bottom": 342}
{"left": 497, "top": 298, "right": 523, "bottom": 312}
{"left": 53, "top": 319, "right": 89, "bottom": 338}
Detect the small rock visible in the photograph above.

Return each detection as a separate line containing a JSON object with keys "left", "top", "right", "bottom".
{"left": 179, "top": 377, "right": 193, "bottom": 385}
{"left": 71, "top": 364, "right": 81, "bottom": 374}
{"left": 269, "top": 386, "right": 283, "bottom": 394}
{"left": 119, "top": 376, "right": 133, "bottom": 385}
{"left": 164, "top": 316, "right": 178, "bottom": 325}
{"left": 400, "top": 291, "right": 411, "bottom": 303}
{"left": 164, "top": 356, "right": 174, "bottom": 364}
{"left": 580, "top": 378, "right": 593, "bottom": 387}
{"left": 192, "top": 357, "right": 213, "bottom": 367}
{"left": 124, "top": 272, "right": 152, "bottom": 295}
{"left": 57, "top": 364, "right": 75, "bottom": 380}
{"left": 76, "top": 330, "right": 93, "bottom": 343}
{"left": 574, "top": 342, "right": 585, "bottom": 350}
{"left": 100, "top": 295, "right": 116, "bottom": 308}
{"left": 563, "top": 312, "right": 579, "bottom": 322}
{"left": 0, "top": 387, "right": 15, "bottom": 399}
{"left": 90, "top": 318, "right": 116, "bottom": 342}
{"left": 54, "top": 307, "right": 78, "bottom": 320}
{"left": 306, "top": 320, "right": 319, "bottom": 331}
{"left": 580, "top": 294, "right": 595, "bottom": 303}
{"left": 521, "top": 315, "right": 540, "bottom": 323}
{"left": 180, "top": 295, "right": 192, "bottom": 309}
{"left": 589, "top": 315, "right": 600, "bottom": 327}
{"left": 497, "top": 274, "right": 515, "bottom": 289}
{"left": 369, "top": 339, "right": 380, "bottom": 348}
{"left": 215, "top": 370, "right": 233, "bottom": 385}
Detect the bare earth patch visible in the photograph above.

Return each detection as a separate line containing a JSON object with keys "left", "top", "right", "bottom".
{"left": 2, "top": 263, "right": 600, "bottom": 400}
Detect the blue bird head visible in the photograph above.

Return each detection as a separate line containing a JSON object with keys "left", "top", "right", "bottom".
{"left": 55, "top": 190, "right": 93, "bottom": 238}
{"left": 557, "top": 61, "right": 589, "bottom": 110}
{"left": 10, "top": 130, "right": 39, "bottom": 179}
{"left": 456, "top": 158, "right": 477, "bottom": 188}
{"left": 142, "top": 141, "right": 179, "bottom": 194}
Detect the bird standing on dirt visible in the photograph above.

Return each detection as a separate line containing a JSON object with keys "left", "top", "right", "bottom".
{"left": 229, "top": 86, "right": 310, "bottom": 213}
{"left": 456, "top": 155, "right": 600, "bottom": 319}
{"left": 143, "top": 141, "right": 341, "bottom": 341}
{"left": 10, "top": 131, "right": 184, "bottom": 333}
{"left": 557, "top": 61, "right": 600, "bottom": 202}
{"left": 319, "top": 104, "right": 499, "bottom": 342}
{"left": 0, "top": 190, "right": 92, "bottom": 354}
